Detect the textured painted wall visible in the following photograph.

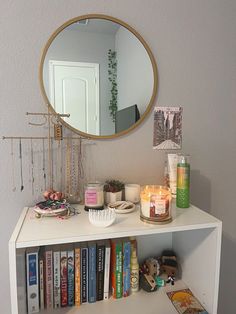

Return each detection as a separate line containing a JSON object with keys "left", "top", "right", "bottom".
{"left": 0, "top": 1, "right": 235, "bottom": 313}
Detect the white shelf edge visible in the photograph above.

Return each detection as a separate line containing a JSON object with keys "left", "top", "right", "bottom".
{"left": 16, "top": 220, "right": 220, "bottom": 249}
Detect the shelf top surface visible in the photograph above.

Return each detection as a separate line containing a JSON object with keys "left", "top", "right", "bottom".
{"left": 14, "top": 203, "right": 221, "bottom": 248}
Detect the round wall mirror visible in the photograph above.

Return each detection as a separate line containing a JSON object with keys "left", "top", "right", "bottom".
{"left": 39, "top": 14, "right": 157, "bottom": 139}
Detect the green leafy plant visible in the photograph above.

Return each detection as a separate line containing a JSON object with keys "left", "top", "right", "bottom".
{"left": 104, "top": 179, "right": 124, "bottom": 193}
{"left": 108, "top": 49, "right": 118, "bottom": 122}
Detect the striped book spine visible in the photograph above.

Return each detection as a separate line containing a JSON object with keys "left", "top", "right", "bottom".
{"left": 39, "top": 248, "right": 44, "bottom": 310}
{"left": 45, "top": 247, "right": 53, "bottom": 309}
{"left": 60, "top": 248, "right": 68, "bottom": 307}
{"left": 67, "top": 247, "right": 75, "bottom": 306}
{"left": 53, "top": 248, "right": 60, "bottom": 308}
{"left": 96, "top": 241, "right": 105, "bottom": 301}
{"left": 103, "top": 240, "right": 111, "bottom": 300}
{"left": 74, "top": 245, "right": 81, "bottom": 306}
{"left": 81, "top": 244, "right": 88, "bottom": 303}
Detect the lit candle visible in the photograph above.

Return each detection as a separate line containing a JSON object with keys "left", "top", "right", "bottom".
{"left": 140, "top": 185, "right": 172, "bottom": 224}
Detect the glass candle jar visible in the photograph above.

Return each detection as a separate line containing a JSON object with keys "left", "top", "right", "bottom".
{"left": 140, "top": 185, "right": 172, "bottom": 224}
{"left": 84, "top": 183, "right": 104, "bottom": 210}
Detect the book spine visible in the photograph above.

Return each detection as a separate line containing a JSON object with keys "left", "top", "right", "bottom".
{"left": 88, "top": 244, "right": 97, "bottom": 303}
{"left": 26, "top": 251, "right": 39, "bottom": 313}
{"left": 67, "top": 249, "right": 75, "bottom": 306}
{"left": 74, "top": 247, "right": 81, "bottom": 306}
{"left": 96, "top": 244, "right": 105, "bottom": 301}
{"left": 53, "top": 251, "right": 60, "bottom": 308}
{"left": 103, "top": 243, "right": 111, "bottom": 300}
{"left": 123, "top": 241, "right": 131, "bottom": 297}
{"left": 115, "top": 242, "right": 123, "bottom": 299}
{"left": 81, "top": 247, "right": 88, "bottom": 303}
{"left": 39, "top": 256, "right": 44, "bottom": 310}
{"left": 45, "top": 250, "right": 53, "bottom": 309}
{"left": 111, "top": 241, "right": 116, "bottom": 298}
{"left": 60, "top": 250, "right": 68, "bottom": 307}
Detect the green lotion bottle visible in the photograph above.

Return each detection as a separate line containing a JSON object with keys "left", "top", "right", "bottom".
{"left": 176, "top": 154, "right": 190, "bottom": 208}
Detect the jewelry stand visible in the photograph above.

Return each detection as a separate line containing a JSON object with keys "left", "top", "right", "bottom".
{"left": 1, "top": 105, "right": 88, "bottom": 194}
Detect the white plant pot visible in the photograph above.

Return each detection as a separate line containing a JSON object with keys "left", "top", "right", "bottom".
{"left": 105, "top": 191, "right": 122, "bottom": 205}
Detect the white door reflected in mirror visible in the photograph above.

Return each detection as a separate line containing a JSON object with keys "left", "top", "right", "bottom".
{"left": 49, "top": 61, "right": 100, "bottom": 135}
{"left": 40, "top": 15, "right": 157, "bottom": 138}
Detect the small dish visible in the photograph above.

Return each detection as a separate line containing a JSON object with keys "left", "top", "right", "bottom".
{"left": 88, "top": 208, "right": 116, "bottom": 227}
{"left": 33, "top": 206, "right": 68, "bottom": 217}
{"left": 108, "top": 201, "right": 135, "bottom": 214}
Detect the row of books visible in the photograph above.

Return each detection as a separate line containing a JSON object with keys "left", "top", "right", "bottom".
{"left": 26, "top": 238, "right": 137, "bottom": 313}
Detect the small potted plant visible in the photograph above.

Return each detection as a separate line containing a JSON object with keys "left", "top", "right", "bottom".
{"left": 104, "top": 179, "right": 124, "bottom": 204}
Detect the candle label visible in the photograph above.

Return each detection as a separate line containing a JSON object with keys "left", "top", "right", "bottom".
{"left": 154, "top": 199, "right": 166, "bottom": 215}
{"left": 150, "top": 195, "right": 169, "bottom": 217}
{"left": 85, "top": 189, "right": 97, "bottom": 205}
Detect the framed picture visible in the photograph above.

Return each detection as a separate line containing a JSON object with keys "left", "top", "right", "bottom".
{"left": 153, "top": 106, "right": 182, "bottom": 150}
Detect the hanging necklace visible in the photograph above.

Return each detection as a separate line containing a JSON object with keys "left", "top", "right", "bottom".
{"left": 60, "top": 138, "right": 64, "bottom": 191}
{"left": 11, "top": 139, "right": 16, "bottom": 192}
{"left": 65, "top": 138, "right": 72, "bottom": 199}
{"left": 42, "top": 138, "right": 46, "bottom": 190}
{"left": 19, "top": 138, "right": 24, "bottom": 192}
{"left": 31, "top": 138, "right": 34, "bottom": 195}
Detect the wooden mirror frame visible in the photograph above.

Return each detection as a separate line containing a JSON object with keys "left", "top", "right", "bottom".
{"left": 39, "top": 14, "right": 158, "bottom": 139}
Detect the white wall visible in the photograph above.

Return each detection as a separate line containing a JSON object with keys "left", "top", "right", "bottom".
{"left": 43, "top": 28, "right": 115, "bottom": 135}
{"left": 0, "top": 1, "right": 236, "bottom": 313}
{"left": 115, "top": 26, "right": 153, "bottom": 114}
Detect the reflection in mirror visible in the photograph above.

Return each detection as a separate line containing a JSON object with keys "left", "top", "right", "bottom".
{"left": 42, "top": 17, "right": 155, "bottom": 137}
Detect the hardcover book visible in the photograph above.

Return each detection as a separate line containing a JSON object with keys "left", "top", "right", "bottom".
{"left": 111, "top": 239, "right": 123, "bottom": 299}
{"left": 103, "top": 240, "right": 111, "bottom": 300}
{"left": 53, "top": 246, "right": 60, "bottom": 308}
{"left": 74, "top": 244, "right": 81, "bottom": 306}
{"left": 81, "top": 243, "right": 88, "bottom": 303}
{"left": 88, "top": 242, "right": 97, "bottom": 303}
{"left": 167, "top": 289, "right": 208, "bottom": 314}
{"left": 96, "top": 241, "right": 105, "bottom": 301}
{"left": 67, "top": 246, "right": 75, "bottom": 306}
{"left": 123, "top": 239, "right": 131, "bottom": 297}
{"left": 44, "top": 246, "right": 53, "bottom": 309}
{"left": 60, "top": 246, "right": 68, "bottom": 307}
{"left": 26, "top": 247, "right": 39, "bottom": 313}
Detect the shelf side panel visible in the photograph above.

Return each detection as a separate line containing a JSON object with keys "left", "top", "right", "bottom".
{"left": 173, "top": 227, "right": 221, "bottom": 314}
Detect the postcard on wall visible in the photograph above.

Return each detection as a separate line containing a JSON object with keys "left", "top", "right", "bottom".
{"left": 153, "top": 106, "right": 182, "bottom": 150}
{"left": 166, "top": 289, "right": 208, "bottom": 314}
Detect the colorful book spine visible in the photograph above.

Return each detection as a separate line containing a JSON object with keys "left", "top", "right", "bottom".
{"left": 88, "top": 242, "right": 97, "bottom": 303}
{"left": 96, "top": 242, "right": 105, "bottom": 301}
{"left": 39, "top": 248, "right": 44, "bottom": 310}
{"left": 53, "top": 249, "right": 60, "bottom": 308}
{"left": 26, "top": 248, "right": 39, "bottom": 313}
{"left": 74, "top": 245, "right": 81, "bottom": 306}
{"left": 45, "top": 248, "right": 53, "bottom": 309}
{"left": 81, "top": 244, "right": 88, "bottom": 303}
{"left": 111, "top": 240, "right": 123, "bottom": 299}
{"left": 103, "top": 240, "right": 111, "bottom": 300}
{"left": 123, "top": 240, "right": 131, "bottom": 297}
{"left": 60, "top": 249, "right": 68, "bottom": 307}
{"left": 67, "top": 248, "right": 75, "bottom": 306}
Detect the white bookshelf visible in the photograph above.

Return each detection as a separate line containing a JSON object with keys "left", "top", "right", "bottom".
{"left": 9, "top": 203, "right": 222, "bottom": 314}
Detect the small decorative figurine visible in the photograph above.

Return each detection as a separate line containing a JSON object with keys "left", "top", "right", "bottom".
{"left": 161, "top": 250, "right": 178, "bottom": 285}
{"left": 140, "top": 257, "right": 160, "bottom": 292}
